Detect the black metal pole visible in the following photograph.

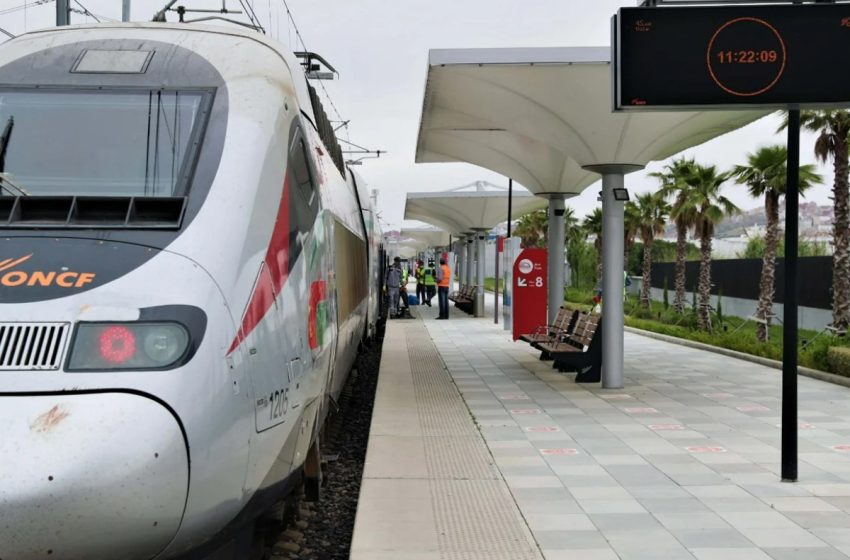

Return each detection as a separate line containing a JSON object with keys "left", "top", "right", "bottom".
{"left": 493, "top": 242, "right": 499, "bottom": 325}
{"left": 507, "top": 178, "right": 513, "bottom": 238}
{"left": 56, "top": 0, "right": 70, "bottom": 25}
{"left": 782, "top": 107, "right": 800, "bottom": 482}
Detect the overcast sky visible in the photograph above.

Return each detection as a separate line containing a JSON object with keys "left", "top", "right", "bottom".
{"left": 0, "top": 0, "right": 835, "bottom": 231}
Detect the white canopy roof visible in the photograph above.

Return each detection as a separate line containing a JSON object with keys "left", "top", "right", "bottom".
{"left": 416, "top": 47, "right": 768, "bottom": 196}
{"left": 396, "top": 245, "right": 419, "bottom": 259}
{"left": 400, "top": 227, "right": 452, "bottom": 248}
{"left": 404, "top": 186, "right": 546, "bottom": 233}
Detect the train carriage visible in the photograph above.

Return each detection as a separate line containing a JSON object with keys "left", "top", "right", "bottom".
{"left": 0, "top": 22, "right": 379, "bottom": 560}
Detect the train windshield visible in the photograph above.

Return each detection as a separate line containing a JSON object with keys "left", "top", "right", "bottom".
{"left": 0, "top": 89, "right": 208, "bottom": 197}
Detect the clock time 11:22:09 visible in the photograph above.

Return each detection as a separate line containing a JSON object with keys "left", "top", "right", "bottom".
{"left": 715, "top": 49, "right": 779, "bottom": 64}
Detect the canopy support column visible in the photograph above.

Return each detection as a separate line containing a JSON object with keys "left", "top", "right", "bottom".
{"left": 466, "top": 235, "right": 475, "bottom": 287}
{"left": 455, "top": 240, "right": 463, "bottom": 291}
{"left": 475, "top": 230, "right": 486, "bottom": 317}
{"left": 547, "top": 196, "right": 566, "bottom": 324}
{"left": 584, "top": 164, "right": 643, "bottom": 389}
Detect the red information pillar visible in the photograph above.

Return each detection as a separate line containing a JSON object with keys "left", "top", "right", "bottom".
{"left": 512, "top": 248, "right": 547, "bottom": 341}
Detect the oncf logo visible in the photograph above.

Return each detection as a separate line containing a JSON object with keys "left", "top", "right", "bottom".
{"left": 0, "top": 255, "right": 96, "bottom": 288}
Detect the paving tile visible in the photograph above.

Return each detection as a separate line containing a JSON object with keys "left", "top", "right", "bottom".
{"left": 525, "top": 513, "right": 596, "bottom": 532}
{"left": 719, "top": 512, "right": 802, "bottom": 529}
{"left": 588, "top": 513, "right": 662, "bottom": 531}
{"left": 809, "top": 527, "right": 850, "bottom": 548}
{"left": 577, "top": 499, "right": 648, "bottom": 514}
{"left": 672, "top": 527, "right": 755, "bottom": 548}
{"left": 690, "top": 548, "right": 772, "bottom": 560}
{"left": 541, "top": 550, "right": 619, "bottom": 560}
{"left": 763, "top": 547, "right": 849, "bottom": 559}
{"left": 767, "top": 497, "right": 840, "bottom": 512}
{"left": 570, "top": 486, "right": 634, "bottom": 500}
{"left": 737, "top": 527, "right": 828, "bottom": 548}
{"left": 624, "top": 484, "right": 692, "bottom": 499}
{"left": 638, "top": 497, "right": 710, "bottom": 513}
{"left": 533, "top": 530, "right": 611, "bottom": 549}
{"left": 655, "top": 512, "right": 731, "bottom": 530}
{"left": 784, "top": 511, "right": 850, "bottom": 530}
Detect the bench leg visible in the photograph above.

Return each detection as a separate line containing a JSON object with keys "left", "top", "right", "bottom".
{"left": 575, "top": 360, "right": 601, "bottom": 383}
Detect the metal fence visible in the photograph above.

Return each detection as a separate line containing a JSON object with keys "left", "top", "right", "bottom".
{"left": 650, "top": 256, "right": 832, "bottom": 310}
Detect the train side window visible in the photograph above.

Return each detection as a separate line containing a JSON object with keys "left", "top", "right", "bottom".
{"left": 288, "top": 133, "right": 319, "bottom": 237}
{"left": 290, "top": 136, "right": 317, "bottom": 212}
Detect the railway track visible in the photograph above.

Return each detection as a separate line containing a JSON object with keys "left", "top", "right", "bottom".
{"left": 264, "top": 322, "right": 384, "bottom": 560}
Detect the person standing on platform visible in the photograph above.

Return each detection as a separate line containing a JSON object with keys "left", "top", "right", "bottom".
{"left": 415, "top": 259, "right": 426, "bottom": 305}
{"left": 385, "top": 257, "right": 402, "bottom": 318}
{"left": 399, "top": 264, "right": 410, "bottom": 312}
{"left": 436, "top": 257, "right": 451, "bottom": 320}
{"left": 423, "top": 259, "right": 437, "bottom": 307}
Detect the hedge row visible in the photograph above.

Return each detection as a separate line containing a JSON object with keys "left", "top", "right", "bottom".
{"left": 828, "top": 347, "right": 850, "bottom": 378}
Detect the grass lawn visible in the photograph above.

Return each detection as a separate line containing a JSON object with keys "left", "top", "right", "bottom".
{"left": 483, "top": 278, "right": 505, "bottom": 292}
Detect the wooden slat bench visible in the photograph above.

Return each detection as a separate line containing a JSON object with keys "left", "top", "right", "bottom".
{"left": 538, "top": 313, "right": 603, "bottom": 383}
{"left": 450, "top": 285, "right": 477, "bottom": 314}
{"left": 519, "top": 307, "right": 577, "bottom": 349}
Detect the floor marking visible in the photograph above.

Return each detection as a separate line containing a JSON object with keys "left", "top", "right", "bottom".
{"left": 625, "top": 407, "right": 658, "bottom": 414}
{"left": 510, "top": 409, "right": 542, "bottom": 415}
{"left": 703, "top": 393, "right": 734, "bottom": 399}
{"left": 650, "top": 424, "right": 685, "bottom": 431}
{"left": 600, "top": 394, "right": 632, "bottom": 400}
{"left": 540, "top": 448, "right": 578, "bottom": 455}
{"left": 832, "top": 445, "right": 850, "bottom": 452}
{"left": 775, "top": 422, "right": 816, "bottom": 429}
{"left": 525, "top": 426, "right": 561, "bottom": 433}
{"left": 686, "top": 446, "right": 727, "bottom": 453}
{"left": 736, "top": 405, "right": 770, "bottom": 412}
{"left": 499, "top": 395, "right": 529, "bottom": 400}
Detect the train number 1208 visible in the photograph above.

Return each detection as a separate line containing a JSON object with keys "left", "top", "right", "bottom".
{"left": 269, "top": 387, "right": 289, "bottom": 421}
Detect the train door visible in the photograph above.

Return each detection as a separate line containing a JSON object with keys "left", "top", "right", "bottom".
{"left": 285, "top": 126, "right": 330, "bottom": 472}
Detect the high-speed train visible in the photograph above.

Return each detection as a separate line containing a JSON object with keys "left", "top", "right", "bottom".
{"left": 0, "top": 21, "right": 382, "bottom": 560}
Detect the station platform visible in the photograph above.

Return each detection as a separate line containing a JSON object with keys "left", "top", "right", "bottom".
{"left": 350, "top": 299, "right": 850, "bottom": 560}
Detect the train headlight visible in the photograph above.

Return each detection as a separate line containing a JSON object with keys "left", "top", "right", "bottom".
{"left": 68, "top": 323, "right": 190, "bottom": 371}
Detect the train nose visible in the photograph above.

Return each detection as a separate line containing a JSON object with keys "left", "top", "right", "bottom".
{"left": 0, "top": 393, "right": 189, "bottom": 560}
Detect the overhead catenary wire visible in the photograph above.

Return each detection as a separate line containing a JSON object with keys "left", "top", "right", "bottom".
{"left": 0, "top": 0, "right": 53, "bottom": 17}
{"left": 277, "top": 0, "right": 346, "bottom": 129}
{"left": 70, "top": 0, "right": 99, "bottom": 22}
{"left": 237, "top": 0, "right": 264, "bottom": 33}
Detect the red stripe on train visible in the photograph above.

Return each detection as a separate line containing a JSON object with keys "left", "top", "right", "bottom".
{"left": 227, "top": 176, "right": 291, "bottom": 354}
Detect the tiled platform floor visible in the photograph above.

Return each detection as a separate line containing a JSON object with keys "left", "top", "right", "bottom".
{"left": 352, "top": 303, "right": 850, "bottom": 560}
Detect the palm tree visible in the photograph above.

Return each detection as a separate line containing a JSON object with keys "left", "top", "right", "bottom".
{"left": 582, "top": 208, "right": 603, "bottom": 286}
{"left": 624, "top": 201, "right": 640, "bottom": 264}
{"left": 732, "top": 145, "right": 822, "bottom": 341}
{"left": 679, "top": 163, "right": 739, "bottom": 330}
{"left": 563, "top": 206, "right": 581, "bottom": 244}
{"left": 514, "top": 209, "right": 548, "bottom": 248}
{"left": 634, "top": 192, "right": 671, "bottom": 308}
{"left": 651, "top": 157, "right": 698, "bottom": 314}
{"left": 783, "top": 111, "right": 850, "bottom": 329}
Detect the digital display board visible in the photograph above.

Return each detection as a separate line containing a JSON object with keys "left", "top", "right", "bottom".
{"left": 614, "top": 4, "right": 850, "bottom": 110}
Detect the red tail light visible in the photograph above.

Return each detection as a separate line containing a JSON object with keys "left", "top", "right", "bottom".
{"left": 98, "top": 326, "right": 137, "bottom": 364}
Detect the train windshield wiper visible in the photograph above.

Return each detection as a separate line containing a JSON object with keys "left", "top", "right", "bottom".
{"left": 0, "top": 116, "right": 26, "bottom": 196}
{"left": 0, "top": 172, "right": 29, "bottom": 196}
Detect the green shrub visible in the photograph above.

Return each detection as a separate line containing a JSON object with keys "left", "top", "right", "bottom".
{"left": 564, "top": 287, "right": 595, "bottom": 306}
{"left": 828, "top": 346, "right": 850, "bottom": 377}
{"left": 803, "top": 335, "right": 833, "bottom": 372}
